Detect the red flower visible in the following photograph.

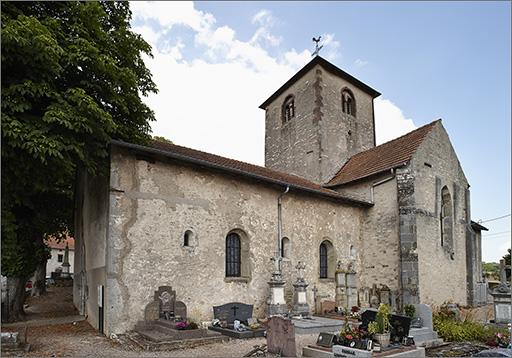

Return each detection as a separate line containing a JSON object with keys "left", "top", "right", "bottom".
{"left": 346, "top": 334, "right": 353, "bottom": 340}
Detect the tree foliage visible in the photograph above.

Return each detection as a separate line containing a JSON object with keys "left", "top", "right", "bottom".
{"left": 1, "top": 2, "right": 157, "bottom": 281}
{"left": 503, "top": 248, "right": 511, "bottom": 266}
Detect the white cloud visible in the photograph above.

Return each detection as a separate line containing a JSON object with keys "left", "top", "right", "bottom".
{"left": 320, "top": 33, "right": 341, "bottom": 61}
{"left": 131, "top": 2, "right": 416, "bottom": 166}
{"left": 374, "top": 98, "right": 417, "bottom": 144}
{"left": 354, "top": 58, "right": 368, "bottom": 67}
{"left": 252, "top": 9, "right": 275, "bottom": 26}
{"left": 249, "top": 9, "right": 281, "bottom": 47}
{"left": 130, "top": 1, "right": 215, "bottom": 33}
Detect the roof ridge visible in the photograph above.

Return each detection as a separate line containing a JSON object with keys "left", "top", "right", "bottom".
{"left": 151, "top": 140, "right": 322, "bottom": 187}
{"left": 325, "top": 119, "right": 441, "bottom": 186}
{"left": 350, "top": 119, "right": 440, "bottom": 159}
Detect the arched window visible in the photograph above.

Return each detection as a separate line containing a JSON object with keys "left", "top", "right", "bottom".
{"left": 182, "top": 230, "right": 196, "bottom": 248}
{"left": 319, "top": 240, "right": 335, "bottom": 278}
{"left": 226, "top": 233, "right": 241, "bottom": 277}
{"left": 282, "top": 95, "right": 295, "bottom": 123}
{"left": 183, "top": 230, "right": 191, "bottom": 246}
{"left": 440, "top": 186, "right": 454, "bottom": 258}
{"left": 320, "top": 243, "right": 328, "bottom": 278}
{"left": 281, "top": 237, "right": 290, "bottom": 258}
{"left": 341, "top": 89, "right": 356, "bottom": 116}
{"left": 349, "top": 245, "right": 357, "bottom": 260}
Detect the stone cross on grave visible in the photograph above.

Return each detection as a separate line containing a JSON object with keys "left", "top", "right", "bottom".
{"left": 231, "top": 304, "right": 239, "bottom": 318}
{"left": 296, "top": 261, "right": 306, "bottom": 282}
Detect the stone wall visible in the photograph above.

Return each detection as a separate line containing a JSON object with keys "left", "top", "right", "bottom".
{"left": 412, "top": 122, "right": 469, "bottom": 306}
{"left": 264, "top": 64, "right": 375, "bottom": 184}
{"left": 73, "top": 170, "right": 109, "bottom": 331}
{"left": 334, "top": 172, "right": 400, "bottom": 292}
{"left": 106, "top": 146, "right": 367, "bottom": 334}
{"left": 320, "top": 69, "right": 376, "bottom": 182}
{"left": 396, "top": 165, "right": 419, "bottom": 305}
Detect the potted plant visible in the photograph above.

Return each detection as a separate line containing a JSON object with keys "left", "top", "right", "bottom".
{"left": 368, "top": 303, "right": 391, "bottom": 347}
{"left": 404, "top": 304, "right": 415, "bottom": 318}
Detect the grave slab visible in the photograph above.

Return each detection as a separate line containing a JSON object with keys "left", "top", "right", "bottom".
{"left": 303, "top": 345, "right": 425, "bottom": 357}
{"left": 292, "top": 316, "right": 345, "bottom": 335}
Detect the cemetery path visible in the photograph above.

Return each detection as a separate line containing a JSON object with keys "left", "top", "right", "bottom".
{"left": 1, "top": 320, "right": 319, "bottom": 357}
{"left": 23, "top": 286, "right": 78, "bottom": 319}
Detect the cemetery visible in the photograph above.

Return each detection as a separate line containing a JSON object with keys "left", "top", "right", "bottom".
{"left": 122, "top": 260, "right": 442, "bottom": 356}
{"left": 84, "top": 255, "right": 510, "bottom": 356}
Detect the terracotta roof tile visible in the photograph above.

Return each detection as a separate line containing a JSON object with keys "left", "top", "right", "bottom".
{"left": 326, "top": 120, "right": 440, "bottom": 186}
{"left": 46, "top": 236, "right": 74, "bottom": 250}
{"left": 111, "top": 140, "right": 372, "bottom": 206}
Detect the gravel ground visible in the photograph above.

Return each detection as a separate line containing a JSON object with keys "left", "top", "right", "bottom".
{"left": 2, "top": 321, "right": 319, "bottom": 357}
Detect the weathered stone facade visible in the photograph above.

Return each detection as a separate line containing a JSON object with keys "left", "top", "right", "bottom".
{"left": 264, "top": 63, "right": 377, "bottom": 184}
{"left": 79, "top": 145, "right": 368, "bottom": 334}
{"left": 412, "top": 124, "right": 470, "bottom": 306}
{"left": 74, "top": 56, "right": 482, "bottom": 335}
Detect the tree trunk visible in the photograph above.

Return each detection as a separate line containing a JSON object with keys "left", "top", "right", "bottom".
{"left": 31, "top": 259, "right": 47, "bottom": 296}
{"left": 1, "top": 276, "right": 27, "bottom": 322}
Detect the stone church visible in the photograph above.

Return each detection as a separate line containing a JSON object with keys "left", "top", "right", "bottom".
{"left": 74, "top": 56, "right": 485, "bottom": 335}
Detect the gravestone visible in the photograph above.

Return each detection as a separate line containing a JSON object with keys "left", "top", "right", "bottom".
{"left": 359, "top": 287, "right": 370, "bottom": 308}
{"left": 144, "top": 286, "right": 187, "bottom": 321}
{"left": 267, "top": 316, "right": 296, "bottom": 357}
{"left": 213, "top": 302, "right": 253, "bottom": 324}
{"left": 388, "top": 313, "right": 412, "bottom": 343}
{"left": 135, "top": 286, "right": 226, "bottom": 348}
{"left": 490, "top": 264, "right": 511, "bottom": 324}
{"left": 320, "top": 300, "right": 336, "bottom": 315}
{"left": 369, "top": 286, "right": 379, "bottom": 308}
{"left": 210, "top": 302, "right": 265, "bottom": 338}
{"left": 379, "top": 285, "right": 391, "bottom": 306}
{"left": 413, "top": 304, "right": 433, "bottom": 330}
{"left": 361, "top": 309, "right": 411, "bottom": 343}
{"left": 316, "top": 332, "right": 339, "bottom": 348}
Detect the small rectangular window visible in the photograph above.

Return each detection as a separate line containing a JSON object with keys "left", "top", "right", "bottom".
{"left": 57, "top": 254, "right": 63, "bottom": 263}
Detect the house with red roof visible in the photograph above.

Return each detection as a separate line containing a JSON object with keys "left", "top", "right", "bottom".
{"left": 45, "top": 236, "right": 75, "bottom": 278}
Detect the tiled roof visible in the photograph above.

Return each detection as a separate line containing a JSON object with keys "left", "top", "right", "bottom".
{"left": 326, "top": 120, "right": 440, "bottom": 187}
{"left": 46, "top": 236, "right": 74, "bottom": 250}
{"left": 111, "top": 140, "right": 372, "bottom": 207}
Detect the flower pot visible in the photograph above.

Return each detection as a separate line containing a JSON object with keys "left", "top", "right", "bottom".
{"left": 374, "top": 332, "right": 390, "bottom": 347}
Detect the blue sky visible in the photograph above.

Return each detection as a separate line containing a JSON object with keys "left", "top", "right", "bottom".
{"left": 130, "top": 1, "right": 511, "bottom": 262}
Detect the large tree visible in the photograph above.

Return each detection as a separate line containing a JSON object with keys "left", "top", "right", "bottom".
{"left": 1, "top": 1, "right": 157, "bottom": 321}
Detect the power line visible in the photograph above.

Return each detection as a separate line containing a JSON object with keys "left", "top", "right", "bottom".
{"left": 483, "top": 230, "right": 512, "bottom": 237}
{"left": 479, "top": 214, "right": 511, "bottom": 224}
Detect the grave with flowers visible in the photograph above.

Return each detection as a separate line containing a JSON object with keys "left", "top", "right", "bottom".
{"left": 132, "top": 286, "right": 226, "bottom": 350}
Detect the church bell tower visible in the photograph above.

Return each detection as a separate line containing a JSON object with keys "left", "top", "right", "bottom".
{"left": 259, "top": 56, "right": 380, "bottom": 184}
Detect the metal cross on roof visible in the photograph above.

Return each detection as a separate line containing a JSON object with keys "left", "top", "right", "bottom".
{"left": 312, "top": 36, "right": 324, "bottom": 57}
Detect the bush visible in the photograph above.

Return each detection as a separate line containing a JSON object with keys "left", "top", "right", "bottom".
{"left": 433, "top": 313, "right": 509, "bottom": 344}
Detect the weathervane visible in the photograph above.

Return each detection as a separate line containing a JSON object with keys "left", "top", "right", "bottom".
{"left": 312, "top": 36, "right": 323, "bottom": 57}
